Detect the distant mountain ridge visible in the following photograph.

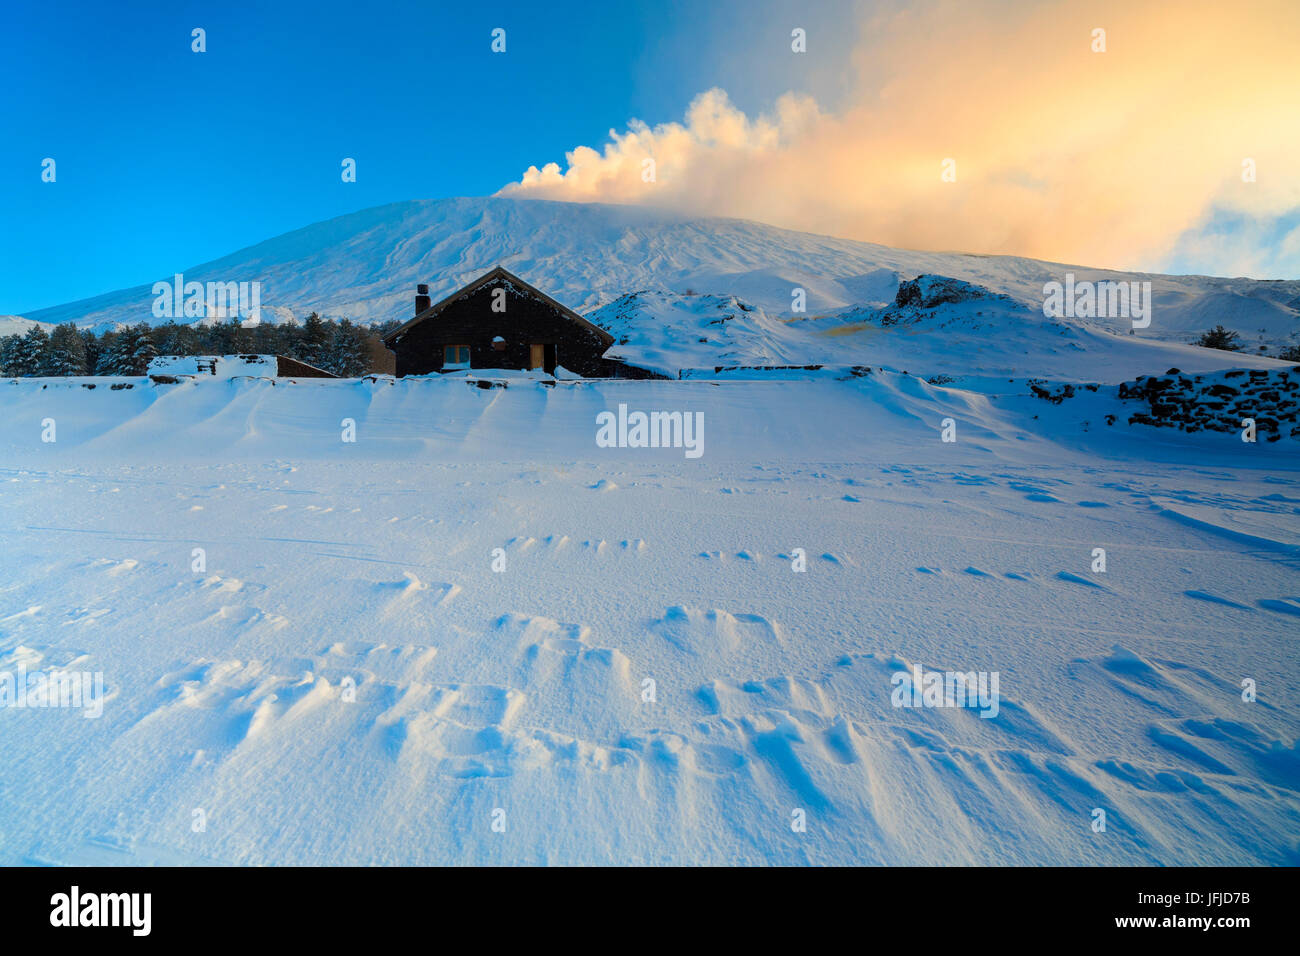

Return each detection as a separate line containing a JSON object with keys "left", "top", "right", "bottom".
{"left": 20, "top": 197, "right": 1300, "bottom": 354}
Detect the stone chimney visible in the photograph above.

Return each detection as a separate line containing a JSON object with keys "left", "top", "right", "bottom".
{"left": 415, "top": 283, "right": 430, "bottom": 315}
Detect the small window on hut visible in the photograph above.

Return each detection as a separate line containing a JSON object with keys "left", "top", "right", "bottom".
{"left": 443, "top": 345, "right": 471, "bottom": 368}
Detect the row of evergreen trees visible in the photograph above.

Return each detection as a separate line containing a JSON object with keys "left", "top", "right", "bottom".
{"left": 0, "top": 315, "right": 401, "bottom": 378}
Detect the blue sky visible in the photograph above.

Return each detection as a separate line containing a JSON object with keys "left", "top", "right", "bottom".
{"left": 3, "top": 0, "right": 1295, "bottom": 315}
{"left": 0, "top": 0, "right": 859, "bottom": 314}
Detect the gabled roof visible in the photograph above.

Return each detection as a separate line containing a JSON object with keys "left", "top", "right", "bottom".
{"left": 382, "top": 265, "right": 614, "bottom": 348}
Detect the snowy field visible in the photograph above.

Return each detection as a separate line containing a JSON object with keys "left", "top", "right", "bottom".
{"left": 1, "top": 372, "right": 1298, "bottom": 865}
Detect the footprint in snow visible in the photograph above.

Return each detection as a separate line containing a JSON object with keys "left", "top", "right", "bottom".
{"left": 1056, "top": 570, "right": 1109, "bottom": 590}
{"left": 1258, "top": 597, "right": 1300, "bottom": 616}
{"left": 1183, "top": 590, "right": 1251, "bottom": 610}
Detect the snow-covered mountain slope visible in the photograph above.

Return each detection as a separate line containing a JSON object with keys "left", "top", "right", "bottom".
{"left": 20, "top": 198, "right": 1300, "bottom": 354}
{"left": 595, "top": 285, "right": 1289, "bottom": 383}
{"left": 1, "top": 374, "right": 1296, "bottom": 865}
{"left": 0, "top": 316, "right": 53, "bottom": 337}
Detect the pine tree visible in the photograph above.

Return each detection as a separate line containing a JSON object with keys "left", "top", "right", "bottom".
{"left": 251, "top": 320, "right": 288, "bottom": 356}
{"left": 1194, "top": 325, "right": 1242, "bottom": 351}
{"left": 0, "top": 334, "right": 21, "bottom": 375}
{"left": 94, "top": 331, "right": 121, "bottom": 375}
{"left": 324, "top": 319, "right": 370, "bottom": 376}
{"left": 127, "top": 323, "right": 159, "bottom": 374}
{"left": 155, "top": 320, "right": 200, "bottom": 357}
{"left": 223, "top": 317, "right": 253, "bottom": 355}
{"left": 297, "top": 312, "right": 330, "bottom": 366}
{"left": 93, "top": 325, "right": 155, "bottom": 375}
{"left": 44, "top": 323, "right": 89, "bottom": 375}
{"left": 204, "top": 318, "right": 234, "bottom": 356}
{"left": 94, "top": 330, "right": 130, "bottom": 375}
{"left": 10, "top": 325, "right": 51, "bottom": 376}
{"left": 80, "top": 329, "right": 101, "bottom": 375}
{"left": 372, "top": 318, "right": 401, "bottom": 339}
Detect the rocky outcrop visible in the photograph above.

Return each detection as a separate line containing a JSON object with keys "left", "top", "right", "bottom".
{"left": 894, "top": 275, "right": 1006, "bottom": 310}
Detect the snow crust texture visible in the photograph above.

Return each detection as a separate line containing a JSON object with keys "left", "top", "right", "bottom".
{"left": 1, "top": 372, "right": 1296, "bottom": 865}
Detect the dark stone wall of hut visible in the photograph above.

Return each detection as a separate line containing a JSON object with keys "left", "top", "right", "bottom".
{"left": 602, "top": 360, "right": 670, "bottom": 379}
{"left": 389, "top": 279, "right": 616, "bottom": 378}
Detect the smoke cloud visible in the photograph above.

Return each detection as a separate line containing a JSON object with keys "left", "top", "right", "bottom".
{"left": 499, "top": 0, "right": 1300, "bottom": 276}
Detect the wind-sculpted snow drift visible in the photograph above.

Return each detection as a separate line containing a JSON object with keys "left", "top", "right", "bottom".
{"left": 0, "top": 372, "right": 1297, "bottom": 865}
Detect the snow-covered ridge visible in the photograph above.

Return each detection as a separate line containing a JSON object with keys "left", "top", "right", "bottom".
{"left": 0, "top": 315, "right": 54, "bottom": 338}
{"left": 596, "top": 284, "right": 1290, "bottom": 383}
{"left": 4, "top": 369, "right": 1295, "bottom": 467}
{"left": 16, "top": 197, "right": 1300, "bottom": 351}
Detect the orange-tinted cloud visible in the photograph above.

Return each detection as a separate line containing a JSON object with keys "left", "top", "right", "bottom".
{"left": 499, "top": 0, "right": 1300, "bottom": 275}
